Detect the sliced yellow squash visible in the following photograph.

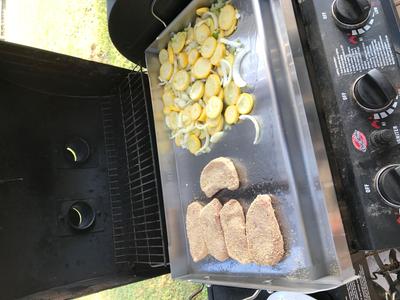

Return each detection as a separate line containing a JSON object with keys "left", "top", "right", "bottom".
{"left": 225, "top": 52, "right": 235, "bottom": 65}
{"left": 205, "top": 96, "right": 223, "bottom": 119}
{"left": 188, "top": 48, "right": 200, "bottom": 66}
{"left": 198, "top": 107, "right": 207, "bottom": 122}
{"left": 175, "top": 134, "right": 184, "bottom": 147}
{"left": 177, "top": 52, "right": 188, "bottom": 69}
{"left": 236, "top": 93, "right": 254, "bottom": 114}
{"left": 210, "top": 43, "right": 226, "bottom": 66}
{"left": 218, "top": 88, "right": 224, "bottom": 100}
{"left": 206, "top": 115, "right": 222, "bottom": 127}
{"left": 189, "top": 80, "right": 205, "bottom": 101}
{"left": 223, "top": 20, "right": 237, "bottom": 37}
{"left": 163, "top": 106, "right": 171, "bottom": 115}
{"left": 182, "top": 106, "right": 193, "bottom": 126}
{"left": 159, "top": 49, "right": 169, "bottom": 64}
{"left": 196, "top": 7, "right": 209, "bottom": 16}
{"left": 205, "top": 18, "right": 215, "bottom": 33}
{"left": 186, "top": 27, "right": 194, "bottom": 43}
{"left": 223, "top": 81, "right": 240, "bottom": 105}
{"left": 219, "top": 4, "right": 236, "bottom": 31}
{"left": 171, "top": 32, "right": 187, "bottom": 54}
{"left": 190, "top": 103, "right": 203, "bottom": 120}
{"left": 224, "top": 105, "right": 239, "bottom": 124}
{"left": 208, "top": 116, "right": 224, "bottom": 135}
{"left": 192, "top": 128, "right": 201, "bottom": 137}
{"left": 162, "top": 90, "right": 175, "bottom": 106}
{"left": 160, "top": 62, "right": 173, "bottom": 81}
{"left": 199, "top": 129, "right": 207, "bottom": 139}
{"left": 173, "top": 70, "right": 190, "bottom": 91}
{"left": 166, "top": 111, "right": 179, "bottom": 130}
{"left": 192, "top": 57, "right": 212, "bottom": 79}
{"left": 205, "top": 74, "right": 221, "bottom": 97}
{"left": 195, "top": 23, "right": 211, "bottom": 44}
{"left": 187, "top": 134, "right": 201, "bottom": 154}
{"left": 167, "top": 43, "right": 174, "bottom": 64}
{"left": 200, "top": 36, "right": 217, "bottom": 58}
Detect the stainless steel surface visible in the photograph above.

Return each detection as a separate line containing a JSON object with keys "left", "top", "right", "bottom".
{"left": 145, "top": 0, "right": 354, "bottom": 293}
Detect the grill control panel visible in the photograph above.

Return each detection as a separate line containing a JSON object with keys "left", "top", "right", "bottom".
{"left": 297, "top": 0, "right": 400, "bottom": 250}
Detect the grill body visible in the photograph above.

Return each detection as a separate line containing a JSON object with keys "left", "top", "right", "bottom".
{"left": 0, "top": 42, "right": 168, "bottom": 300}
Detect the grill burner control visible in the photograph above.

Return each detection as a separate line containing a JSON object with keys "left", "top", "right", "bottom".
{"left": 353, "top": 69, "right": 397, "bottom": 113}
{"left": 332, "top": 0, "right": 371, "bottom": 30}
{"left": 298, "top": 0, "right": 400, "bottom": 249}
{"left": 370, "top": 129, "right": 396, "bottom": 148}
{"left": 376, "top": 165, "right": 400, "bottom": 208}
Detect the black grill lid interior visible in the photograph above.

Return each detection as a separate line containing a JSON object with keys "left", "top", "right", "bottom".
{"left": 108, "top": 0, "right": 192, "bottom": 65}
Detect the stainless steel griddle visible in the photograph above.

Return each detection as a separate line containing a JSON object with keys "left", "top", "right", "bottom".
{"left": 145, "top": 0, "right": 354, "bottom": 293}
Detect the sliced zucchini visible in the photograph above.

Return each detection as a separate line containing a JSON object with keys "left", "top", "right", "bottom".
{"left": 159, "top": 49, "right": 169, "bottom": 64}
{"left": 218, "top": 4, "right": 236, "bottom": 31}
{"left": 189, "top": 80, "right": 205, "bottom": 101}
{"left": 205, "top": 74, "right": 221, "bottom": 97}
{"left": 172, "top": 32, "right": 187, "bottom": 54}
{"left": 210, "top": 43, "right": 226, "bottom": 66}
{"left": 177, "top": 52, "right": 188, "bottom": 69}
{"left": 200, "top": 36, "right": 217, "bottom": 58}
{"left": 205, "top": 96, "right": 223, "bottom": 119}
{"left": 192, "top": 57, "right": 212, "bottom": 79}
{"left": 223, "top": 81, "right": 240, "bottom": 105}
{"left": 188, "top": 48, "right": 200, "bottom": 66}
{"left": 195, "top": 23, "right": 211, "bottom": 45}
{"left": 224, "top": 105, "right": 239, "bottom": 124}
{"left": 236, "top": 93, "right": 254, "bottom": 114}
{"left": 160, "top": 62, "right": 173, "bottom": 81}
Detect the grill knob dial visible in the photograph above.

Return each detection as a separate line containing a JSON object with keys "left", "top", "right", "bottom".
{"left": 332, "top": 0, "right": 371, "bottom": 30}
{"left": 376, "top": 165, "right": 400, "bottom": 208}
{"left": 353, "top": 69, "right": 397, "bottom": 113}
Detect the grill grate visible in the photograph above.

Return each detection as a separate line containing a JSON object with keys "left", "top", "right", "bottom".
{"left": 102, "top": 64, "right": 168, "bottom": 267}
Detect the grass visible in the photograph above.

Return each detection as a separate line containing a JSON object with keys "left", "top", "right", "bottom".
{"left": 4, "top": 0, "right": 133, "bottom": 69}
{"left": 3, "top": 1, "right": 207, "bottom": 299}
{"left": 77, "top": 275, "right": 207, "bottom": 300}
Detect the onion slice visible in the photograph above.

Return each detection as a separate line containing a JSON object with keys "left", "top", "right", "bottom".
{"left": 239, "top": 115, "right": 261, "bottom": 144}
{"left": 210, "top": 132, "right": 224, "bottom": 144}
{"left": 219, "top": 38, "right": 242, "bottom": 49}
{"left": 195, "top": 129, "right": 210, "bottom": 155}
{"left": 220, "top": 59, "right": 232, "bottom": 87}
{"left": 202, "top": 12, "right": 219, "bottom": 30}
{"left": 233, "top": 48, "right": 249, "bottom": 88}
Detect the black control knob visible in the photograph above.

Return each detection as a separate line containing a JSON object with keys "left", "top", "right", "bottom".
{"left": 376, "top": 165, "right": 400, "bottom": 208}
{"left": 353, "top": 69, "right": 397, "bottom": 113}
{"left": 370, "top": 130, "right": 395, "bottom": 148}
{"left": 332, "top": 0, "right": 371, "bottom": 30}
